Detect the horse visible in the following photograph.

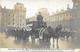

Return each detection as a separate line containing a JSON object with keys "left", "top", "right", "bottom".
{"left": 40, "top": 25, "right": 65, "bottom": 48}
{"left": 59, "top": 28, "right": 73, "bottom": 40}
{"left": 39, "top": 25, "right": 62, "bottom": 49}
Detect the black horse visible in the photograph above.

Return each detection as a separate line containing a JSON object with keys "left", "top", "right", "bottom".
{"left": 39, "top": 25, "right": 63, "bottom": 49}
{"left": 47, "top": 26, "right": 61, "bottom": 49}
{"left": 59, "top": 29, "right": 73, "bottom": 40}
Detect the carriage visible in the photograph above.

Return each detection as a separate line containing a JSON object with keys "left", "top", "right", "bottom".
{"left": 5, "top": 12, "right": 74, "bottom": 48}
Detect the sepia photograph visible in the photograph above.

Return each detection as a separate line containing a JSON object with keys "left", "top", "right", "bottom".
{"left": 0, "top": 0, "right": 80, "bottom": 52}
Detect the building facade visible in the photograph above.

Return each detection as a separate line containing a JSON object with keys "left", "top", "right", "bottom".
{"left": 0, "top": 13, "right": 1, "bottom": 28}
{"left": 47, "top": 5, "right": 72, "bottom": 28}
{"left": 26, "top": 6, "right": 71, "bottom": 28}
{"left": 26, "top": 0, "right": 80, "bottom": 31}
{"left": 69, "top": 0, "right": 80, "bottom": 31}
{"left": 0, "top": 3, "right": 26, "bottom": 30}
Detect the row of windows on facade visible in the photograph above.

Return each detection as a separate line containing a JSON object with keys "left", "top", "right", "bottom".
{"left": 7, "top": 23, "right": 25, "bottom": 26}
{"left": 0, "top": 12, "right": 25, "bottom": 17}
{"left": 53, "top": 14, "right": 70, "bottom": 18}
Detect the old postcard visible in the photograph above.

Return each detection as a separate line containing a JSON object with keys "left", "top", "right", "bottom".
{"left": 0, "top": 0, "right": 80, "bottom": 52}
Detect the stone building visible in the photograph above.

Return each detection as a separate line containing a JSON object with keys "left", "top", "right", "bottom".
{"left": 26, "top": 5, "right": 71, "bottom": 28}
{"left": 69, "top": 0, "right": 80, "bottom": 31}
{"left": 69, "top": 0, "right": 80, "bottom": 47}
{"left": 0, "top": 3, "right": 26, "bottom": 31}
{"left": 47, "top": 5, "right": 71, "bottom": 28}
{"left": 26, "top": 0, "right": 80, "bottom": 31}
{"left": 0, "top": 13, "right": 1, "bottom": 28}
{"left": 12, "top": 3, "right": 26, "bottom": 29}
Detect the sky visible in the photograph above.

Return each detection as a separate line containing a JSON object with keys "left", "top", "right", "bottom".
{"left": 0, "top": 0, "right": 73, "bottom": 18}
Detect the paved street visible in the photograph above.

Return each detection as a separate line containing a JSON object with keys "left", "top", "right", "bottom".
{"left": 0, "top": 32, "right": 74, "bottom": 49}
{"left": 0, "top": 33, "right": 32, "bottom": 48}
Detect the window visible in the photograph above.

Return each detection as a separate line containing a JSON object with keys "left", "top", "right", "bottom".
{"left": 8, "top": 22, "right": 10, "bottom": 25}
{"left": 13, "top": 22, "right": 14, "bottom": 25}
{"left": 13, "top": 18, "right": 14, "bottom": 21}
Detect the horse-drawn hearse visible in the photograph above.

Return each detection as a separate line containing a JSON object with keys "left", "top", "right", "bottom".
{"left": 5, "top": 12, "right": 74, "bottom": 48}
